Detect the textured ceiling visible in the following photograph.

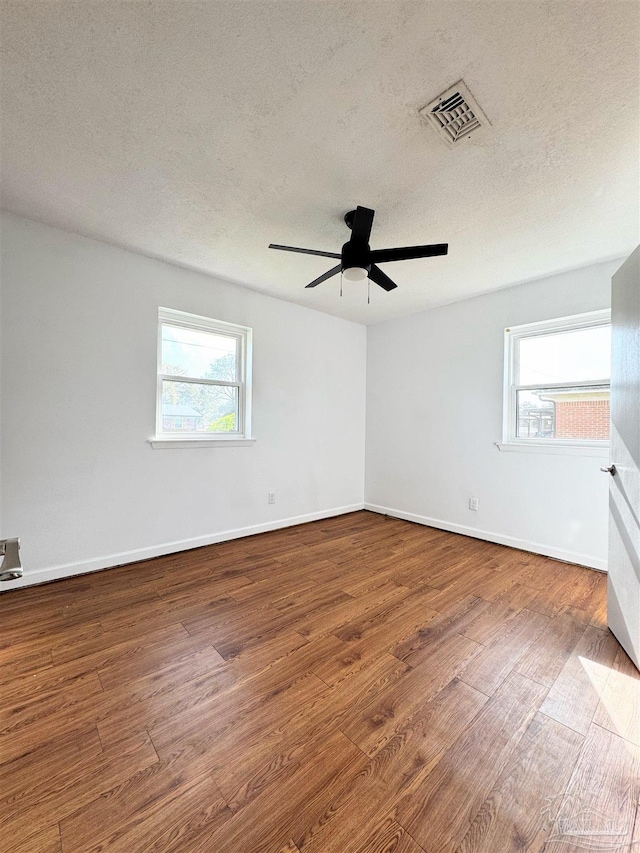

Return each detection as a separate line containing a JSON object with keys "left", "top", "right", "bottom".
{"left": 1, "top": 1, "right": 638, "bottom": 324}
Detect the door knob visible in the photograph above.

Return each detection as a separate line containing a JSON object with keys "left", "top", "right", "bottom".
{"left": 600, "top": 464, "right": 616, "bottom": 475}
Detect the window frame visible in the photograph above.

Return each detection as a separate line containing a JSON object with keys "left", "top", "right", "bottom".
{"left": 502, "top": 309, "right": 611, "bottom": 451}
{"left": 154, "top": 307, "right": 253, "bottom": 446}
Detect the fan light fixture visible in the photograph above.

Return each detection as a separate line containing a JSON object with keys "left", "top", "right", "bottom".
{"left": 343, "top": 267, "right": 368, "bottom": 282}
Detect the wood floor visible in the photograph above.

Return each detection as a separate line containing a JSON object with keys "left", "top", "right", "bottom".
{"left": 1, "top": 511, "right": 638, "bottom": 853}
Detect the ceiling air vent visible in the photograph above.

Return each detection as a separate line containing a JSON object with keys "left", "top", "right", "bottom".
{"left": 420, "top": 80, "right": 490, "bottom": 147}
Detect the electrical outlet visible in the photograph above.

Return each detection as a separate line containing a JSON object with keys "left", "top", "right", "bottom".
{"left": 268, "top": 491, "right": 276, "bottom": 504}
{"left": 469, "top": 497, "right": 479, "bottom": 511}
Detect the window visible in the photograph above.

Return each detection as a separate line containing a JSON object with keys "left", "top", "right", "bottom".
{"left": 156, "top": 308, "right": 252, "bottom": 442}
{"left": 504, "top": 311, "right": 610, "bottom": 448}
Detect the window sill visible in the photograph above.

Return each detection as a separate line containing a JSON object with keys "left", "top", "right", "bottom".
{"left": 495, "top": 442, "right": 609, "bottom": 457}
{"left": 148, "top": 437, "right": 256, "bottom": 449}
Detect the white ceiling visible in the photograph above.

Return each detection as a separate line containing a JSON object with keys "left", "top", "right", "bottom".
{"left": 1, "top": 1, "right": 638, "bottom": 325}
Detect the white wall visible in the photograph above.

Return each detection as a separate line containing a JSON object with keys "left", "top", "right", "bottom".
{"left": 0, "top": 215, "right": 366, "bottom": 589}
{"left": 365, "top": 260, "right": 622, "bottom": 571}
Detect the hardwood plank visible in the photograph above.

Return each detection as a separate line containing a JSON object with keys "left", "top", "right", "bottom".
{"left": 456, "top": 713, "right": 584, "bottom": 852}
{"left": 352, "top": 819, "right": 426, "bottom": 853}
{"left": 48, "top": 585, "right": 162, "bottom": 625}
{"left": 525, "top": 565, "right": 607, "bottom": 623}
{"left": 0, "top": 615, "right": 103, "bottom": 656}
{"left": 339, "top": 570, "right": 410, "bottom": 598}
{"left": 458, "top": 590, "right": 532, "bottom": 645}
{"left": 96, "top": 629, "right": 309, "bottom": 749}
{"left": 390, "top": 594, "right": 487, "bottom": 669}
{"left": 515, "top": 610, "right": 586, "bottom": 688}
{"left": 416, "top": 564, "right": 503, "bottom": 612}
{"left": 0, "top": 725, "right": 102, "bottom": 801}
{"left": 227, "top": 571, "right": 318, "bottom": 606}
{"left": 458, "top": 607, "right": 550, "bottom": 695}
{"left": 295, "top": 581, "right": 408, "bottom": 640}
{"left": 146, "top": 638, "right": 339, "bottom": 758}
{"left": 149, "top": 667, "right": 328, "bottom": 775}
{"left": 558, "top": 566, "right": 608, "bottom": 616}
{"left": 277, "top": 842, "right": 302, "bottom": 853}
{"left": 301, "top": 591, "right": 444, "bottom": 691}
{"left": 51, "top": 619, "right": 192, "bottom": 666}
{"left": 396, "top": 671, "right": 548, "bottom": 853}
{"left": 514, "top": 554, "right": 572, "bottom": 594}
{"left": 470, "top": 567, "right": 536, "bottom": 604}
{"left": 60, "top": 762, "right": 232, "bottom": 853}
{"left": 490, "top": 582, "right": 541, "bottom": 610}
{"left": 593, "top": 646, "right": 640, "bottom": 746}
{"left": 311, "top": 628, "right": 416, "bottom": 689}
{"left": 331, "top": 586, "right": 439, "bottom": 647}
{"left": 86, "top": 594, "right": 229, "bottom": 643}
{"left": 97, "top": 630, "right": 224, "bottom": 690}
{"left": 1, "top": 658, "right": 102, "bottom": 707}
{"left": 539, "top": 624, "right": 620, "bottom": 735}
{"left": 201, "top": 731, "right": 368, "bottom": 853}
{"left": 0, "top": 672, "right": 103, "bottom": 747}
{"left": 219, "top": 653, "right": 409, "bottom": 813}
{"left": 31, "top": 620, "right": 105, "bottom": 664}
{"left": 587, "top": 575, "right": 609, "bottom": 628}
{"left": 184, "top": 586, "right": 353, "bottom": 660}
{"left": 0, "top": 647, "right": 53, "bottom": 682}
{"left": 302, "top": 812, "right": 427, "bottom": 853}
{"left": 392, "top": 550, "right": 476, "bottom": 591}
{"left": 292, "top": 679, "right": 487, "bottom": 853}
{"left": 341, "top": 635, "right": 483, "bottom": 755}
{"left": 0, "top": 730, "right": 159, "bottom": 851}
{"left": 1, "top": 623, "right": 211, "bottom": 730}
{"left": 543, "top": 723, "right": 639, "bottom": 853}
{"left": 5, "top": 824, "right": 62, "bottom": 853}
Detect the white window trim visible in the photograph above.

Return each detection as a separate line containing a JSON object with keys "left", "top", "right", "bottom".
{"left": 502, "top": 309, "right": 611, "bottom": 455}
{"left": 151, "top": 307, "right": 253, "bottom": 448}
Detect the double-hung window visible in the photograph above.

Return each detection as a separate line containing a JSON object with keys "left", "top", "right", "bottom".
{"left": 504, "top": 310, "right": 610, "bottom": 449}
{"left": 156, "top": 308, "right": 252, "bottom": 443}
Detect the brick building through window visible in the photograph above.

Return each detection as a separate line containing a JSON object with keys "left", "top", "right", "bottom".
{"left": 161, "top": 403, "right": 202, "bottom": 432}
{"left": 535, "top": 388, "right": 610, "bottom": 441}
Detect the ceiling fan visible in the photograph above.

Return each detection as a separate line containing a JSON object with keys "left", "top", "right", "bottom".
{"left": 269, "top": 206, "right": 448, "bottom": 291}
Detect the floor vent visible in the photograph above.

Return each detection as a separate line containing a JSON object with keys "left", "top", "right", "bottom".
{"left": 420, "top": 80, "right": 490, "bottom": 147}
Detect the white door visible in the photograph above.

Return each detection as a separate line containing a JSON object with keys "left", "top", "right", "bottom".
{"left": 606, "top": 246, "right": 640, "bottom": 670}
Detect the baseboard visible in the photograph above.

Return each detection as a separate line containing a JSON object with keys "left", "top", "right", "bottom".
{"left": 2, "top": 503, "right": 365, "bottom": 591}
{"left": 364, "top": 502, "right": 607, "bottom": 572}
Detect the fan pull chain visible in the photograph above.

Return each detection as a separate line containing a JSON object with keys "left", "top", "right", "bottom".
{"left": 368, "top": 278, "right": 370, "bottom": 305}
{"left": 340, "top": 272, "right": 343, "bottom": 298}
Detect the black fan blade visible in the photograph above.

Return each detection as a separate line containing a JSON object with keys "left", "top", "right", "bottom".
{"left": 350, "top": 206, "right": 375, "bottom": 244}
{"left": 369, "top": 264, "right": 398, "bottom": 292}
{"left": 305, "top": 264, "right": 342, "bottom": 288}
{"left": 370, "top": 243, "right": 448, "bottom": 263}
{"left": 269, "top": 244, "right": 341, "bottom": 259}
